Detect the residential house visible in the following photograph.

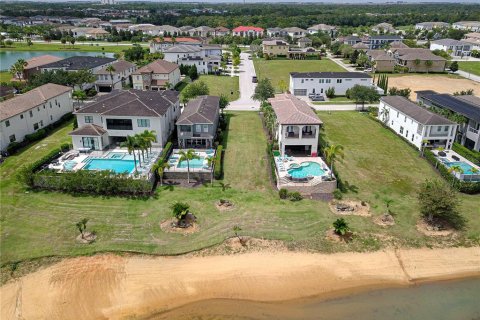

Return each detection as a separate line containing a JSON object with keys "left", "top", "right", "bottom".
{"left": 289, "top": 72, "right": 373, "bottom": 97}
{"left": 390, "top": 41, "right": 409, "bottom": 49}
{"left": 307, "top": 24, "right": 337, "bottom": 38}
{"left": 366, "top": 50, "right": 396, "bottom": 72}
{"left": 0, "top": 83, "right": 73, "bottom": 151}
{"left": 268, "top": 93, "right": 322, "bottom": 156}
{"left": 371, "top": 23, "right": 397, "bottom": 34}
{"left": 149, "top": 37, "right": 202, "bottom": 53}
{"left": 463, "top": 32, "right": 480, "bottom": 51}
{"left": 176, "top": 95, "right": 220, "bottom": 149}
{"left": 71, "top": 27, "right": 109, "bottom": 39}
{"left": 262, "top": 39, "right": 289, "bottom": 57}
{"left": 163, "top": 45, "right": 222, "bottom": 74}
{"left": 189, "top": 26, "right": 215, "bottom": 37}
{"left": 71, "top": 89, "right": 180, "bottom": 150}
{"left": 282, "top": 27, "right": 307, "bottom": 40}
{"left": 287, "top": 47, "right": 322, "bottom": 60}
{"left": 430, "top": 39, "right": 472, "bottom": 57}
{"left": 366, "top": 35, "right": 403, "bottom": 49}
{"left": 179, "top": 26, "right": 194, "bottom": 35}
{"left": 378, "top": 95, "right": 457, "bottom": 150}
{"left": 266, "top": 27, "right": 283, "bottom": 38}
{"left": 297, "top": 37, "right": 313, "bottom": 48}
{"left": 94, "top": 60, "right": 137, "bottom": 92}
{"left": 214, "top": 26, "right": 230, "bottom": 37}
{"left": 352, "top": 42, "right": 369, "bottom": 50}
{"left": 156, "top": 25, "right": 181, "bottom": 36}
{"left": 132, "top": 60, "right": 180, "bottom": 90}
{"left": 416, "top": 91, "right": 480, "bottom": 151}
{"left": 0, "top": 86, "right": 15, "bottom": 101}
{"left": 23, "top": 55, "right": 62, "bottom": 80}
{"left": 392, "top": 48, "right": 446, "bottom": 73}
{"left": 415, "top": 22, "right": 450, "bottom": 31}
{"left": 342, "top": 36, "right": 362, "bottom": 46}
{"left": 453, "top": 21, "right": 480, "bottom": 32}
{"left": 232, "top": 26, "right": 264, "bottom": 38}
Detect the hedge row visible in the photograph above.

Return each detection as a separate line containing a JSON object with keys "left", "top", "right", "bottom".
{"left": 214, "top": 145, "right": 223, "bottom": 179}
{"left": 6, "top": 113, "right": 74, "bottom": 155}
{"left": 152, "top": 141, "right": 172, "bottom": 182}
{"left": 266, "top": 143, "right": 277, "bottom": 185}
{"left": 452, "top": 142, "right": 480, "bottom": 165}
{"left": 424, "top": 149, "right": 480, "bottom": 194}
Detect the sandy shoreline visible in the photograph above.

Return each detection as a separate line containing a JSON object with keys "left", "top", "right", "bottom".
{"left": 1, "top": 247, "right": 479, "bottom": 320}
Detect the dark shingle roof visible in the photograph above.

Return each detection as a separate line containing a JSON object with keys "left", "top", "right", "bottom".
{"left": 75, "top": 89, "right": 179, "bottom": 117}
{"left": 176, "top": 96, "right": 219, "bottom": 125}
{"left": 290, "top": 72, "right": 371, "bottom": 79}
{"left": 69, "top": 124, "right": 107, "bottom": 136}
{"left": 381, "top": 96, "right": 455, "bottom": 125}
{"left": 419, "top": 94, "right": 480, "bottom": 122}
{"left": 41, "top": 56, "right": 116, "bottom": 71}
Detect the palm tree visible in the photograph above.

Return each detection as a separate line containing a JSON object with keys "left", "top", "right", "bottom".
{"left": 105, "top": 64, "right": 116, "bottom": 91}
{"left": 333, "top": 218, "right": 350, "bottom": 236}
{"left": 178, "top": 149, "right": 200, "bottom": 183}
{"left": 135, "top": 134, "right": 147, "bottom": 162}
{"left": 121, "top": 135, "right": 139, "bottom": 172}
{"left": 156, "top": 162, "right": 171, "bottom": 187}
{"left": 10, "top": 59, "right": 27, "bottom": 80}
{"left": 206, "top": 156, "right": 214, "bottom": 186}
{"left": 470, "top": 167, "right": 479, "bottom": 183}
{"left": 448, "top": 165, "right": 464, "bottom": 187}
{"left": 140, "top": 130, "right": 157, "bottom": 155}
{"left": 420, "top": 139, "right": 429, "bottom": 157}
{"left": 76, "top": 218, "right": 89, "bottom": 239}
{"left": 425, "top": 60, "right": 433, "bottom": 74}
{"left": 379, "top": 107, "right": 389, "bottom": 123}
{"left": 383, "top": 198, "right": 393, "bottom": 215}
{"left": 219, "top": 182, "right": 231, "bottom": 191}
{"left": 324, "top": 144, "right": 345, "bottom": 179}
{"left": 413, "top": 58, "right": 421, "bottom": 72}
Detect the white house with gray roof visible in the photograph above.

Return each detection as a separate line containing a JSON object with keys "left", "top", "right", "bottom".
{"left": 268, "top": 93, "right": 322, "bottom": 156}
{"left": 289, "top": 72, "right": 373, "bottom": 97}
{"left": 163, "top": 45, "right": 222, "bottom": 74}
{"left": 430, "top": 39, "right": 472, "bottom": 57}
{"left": 176, "top": 95, "right": 220, "bottom": 149}
{"left": 378, "top": 96, "right": 457, "bottom": 150}
{"left": 0, "top": 83, "right": 72, "bottom": 151}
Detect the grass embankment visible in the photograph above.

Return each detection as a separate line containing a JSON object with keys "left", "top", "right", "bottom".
{"left": 253, "top": 58, "right": 346, "bottom": 91}
{"left": 458, "top": 61, "right": 480, "bottom": 77}
{"left": 0, "top": 42, "right": 131, "bottom": 53}
{"left": 181, "top": 75, "right": 240, "bottom": 102}
{"left": 0, "top": 71, "right": 11, "bottom": 82}
{"left": 1, "top": 112, "right": 479, "bottom": 270}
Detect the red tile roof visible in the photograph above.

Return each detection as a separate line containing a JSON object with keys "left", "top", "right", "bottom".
{"left": 232, "top": 26, "right": 264, "bottom": 32}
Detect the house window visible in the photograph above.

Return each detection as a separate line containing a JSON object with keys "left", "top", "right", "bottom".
{"left": 406, "top": 130, "right": 409, "bottom": 137}
{"left": 106, "top": 118, "right": 133, "bottom": 130}
{"left": 437, "top": 126, "right": 442, "bottom": 132}
{"left": 9, "top": 134, "right": 16, "bottom": 143}
{"left": 85, "top": 116, "right": 93, "bottom": 123}
{"left": 319, "top": 79, "right": 324, "bottom": 83}
{"left": 336, "top": 79, "right": 342, "bottom": 83}
{"left": 5, "top": 120, "right": 10, "bottom": 127}
{"left": 50, "top": 102, "right": 52, "bottom": 108}
{"left": 301, "top": 79, "right": 304, "bottom": 83}
{"left": 203, "top": 124, "right": 208, "bottom": 133}
{"left": 397, "top": 111, "right": 399, "bottom": 117}
{"left": 411, "top": 134, "right": 415, "bottom": 142}
{"left": 404, "top": 116, "right": 407, "bottom": 122}
{"left": 40, "top": 120, "right": 44, "bottom": 127}
{"left": 400, "top": 126, "right": 404, "bottom": 134}
{"left": 51, "top": 115, "right": 53, "bottom": 121}
{"left": 137, "top": 119, "right": 150, "bottom": 127}
{"left": 29, "top": 110, "right": 33, "bottom": 117}
{"left": 20, "top": 114, "right": 24, "bottom": 119}
{"left": 444, "top": 125, "right": 448, "bottom": 131}
{"left": 326, "top": 79, "right": 331, "bottom": 83}
{"left": 34, "top": 123, "right": 39, "bottom": 130}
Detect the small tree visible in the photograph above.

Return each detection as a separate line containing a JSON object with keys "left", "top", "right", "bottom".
{"left": 219, "top": 94, "right": 229, "bottom": 115}
{"left": 219, "top": 182, "right": 231, "bottom": 192}
{"left": 278, "top": 79, "right": 288, "bottom": 93}
{"left": 171, "top": 202, "right": 190, "bottom": 221}
{"left": 252, "top": 78, "right": 275, "bottom": 102}
{"left": 333, "top": 218, "right": 350, "bottom": 236}
{"left": 417, "top": 179, "right": 465, "bottom": 229}
{"left": 324, "top": 144, "right": 344, "bottom": 179}
{"left": 75, "top": 218, "right": 89, "bottom": 239}
{"left": 70, "top": 37, "right": 76, "bottom": 48}
{"left": 449, "top": 61, "right": 459, "bottom": 73}
{"left": 325, "top": 87, "right": 335, "bottom": 98}
{"left": 232, "top": 225, "right": 246, "bottom": 246}
{"left": 383, "top": 197, "right": 393, "bottom": 215}
{"left": 105, "top": 64, "right": 116, "bottom": 90}
{"left": 178, "top": 149, "right": 200, "bottom": 183}
{"left": 348, "top": 85, "right": 380, "bottom": 111}
{"left": 156, "top": 162, "right": 171, "bottom": 187}
{"left": 182, "top": 80, "right": 209, "bottom": 103}
{"left": 188, "top": 64, "right": 198, "bottom": 80}
{"left": 72, "top": 90, "right": 87, "bottom": 107}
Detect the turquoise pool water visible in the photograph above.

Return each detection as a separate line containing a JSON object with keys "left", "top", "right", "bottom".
{"left": 105, "top": 152, "right": 135, "bottom": 160}
{"left": 83, "top": 158, "right": 136, "bottom": 174}
{"left": 288, "top": 162, "right": 325, "bottom": 178}
{"left": 443, "top": 161, "right": 477, "bottom": 175}
{"left": 177, "top": 158, "right": 205, "bottom": 169}
{"left": 63, "top": 160, "right": 77, "bottom": 171}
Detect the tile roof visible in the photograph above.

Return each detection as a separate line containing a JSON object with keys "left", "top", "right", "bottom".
{"left": 432, "top": 38, "right": 469, "bottom": 46}
{"left": 262, "top": 39, "right": 289, "bottom": 46}
{"left": 232, "top": 26, "right": 264, "bottom": 32}
{"left": 290, "top": 72, "right": 371, "bottom": 79}
{"left": 176, "top": 95, "right": 219, "bottom": 125}
{"left": 268, "top": 94, "right": 322, "bottom": 125}
{"left": 163, "top": 45, "right": 202, "bottom": 53}
{"left": 393, "top": 48, "right": 446, "bottom": 61}
{"left": 352, "top": 42, "right": 369, "bottom": 49}
{"left": 94, "top": 60, "right": 136, "bottom": 75}
{"left": 24, "top": 55, "right": 62, "bottom": 70}
{"left": 153, "top": 37, "right": 202, "bottom": 44}
{"left": 381, "top": 96, "right": 455, "bottom": 125}
{"left": 133, "top": 59, "right": 178, "bottom": 75}
{"left": 75, "top": 89, "right": 178, "bottom": 117}
{"left": 69, "top": 124, "right": 107, "bottom": 136}
{"left": 308, "top": 24, "right": 335, "bottom": 31}
{"left": 41, "top": 56, "right": 116, "bottom": 71}
{"left": 0, "top": 83, "right": 72, "bottom": 121}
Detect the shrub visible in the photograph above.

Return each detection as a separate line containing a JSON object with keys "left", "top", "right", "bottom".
{"left": 266, "top": 143, "right": 277, "bottom": 184}
{"left": 333, "top": 189, "right": 343, "bottom": 200}
{"left": 289, "top": 191, "right": 303, "bottom": 201}
{"left": 171, "top": 202, "right": 190, "bottom": 220}
{"left": 214, "top": 145, "right": 223, "bottom": 179}
{"left": 279, "top": 188, "right": 289, "bottom": 199}
{"left": 325, "top": 87, "right": 335, "bottom": 98}
{"left": 25, "top": 129, "right": 47, "bottom": 142}
{"left": 452, "top": 142, "right": 480, "bottom": 165}
{"left": 333, "top": 218, "right": 350, "bottom": 235}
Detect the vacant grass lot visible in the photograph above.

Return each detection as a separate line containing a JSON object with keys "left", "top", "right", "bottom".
{"left": 0, "top": 71, "right": 11, "bottom": 82}
{"left": 253, "top": 58, "right": 345, "bottom": 91}
{"left": 181, "top": 75, "right": 239, "bottom": 102}
{"left": 0, "top": 42, "right": 130, "bottom": 53}
{"left": 458, "top": 61, "right": 480, "bottom": 76}
{"left": 1, "top": 112, "right": 478, "bottom": 268}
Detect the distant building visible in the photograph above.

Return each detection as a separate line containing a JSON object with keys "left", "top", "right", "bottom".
{"left": 0, "top": 85, "right": 15, "bottom": 101}
{"left": 163, "top": 45, "right": 222, "bottom": 75}
{"left": 289, "top": 72, "right": 373, "bottom": 97}
{"left": 391, "top": 48, "right": 446, "bottom": 73}
{"left": 452, "top": 21, "right": 480, "bottom": 32}
{"left": 100, "top": 0, "right": 117, "bottom": 5}
{"left": 149, "top": 37, "right": 202, "bottom": 53}
{"left": 430, "top": 39, "right": 472, "bottom": 57}
{"left": 132, "top": 60, "right": 181, "bottom": 90}
{"left": 94, "top": 60, "right": 137, "bottom": 92}
{"left": 262, "top": 39, "right": 290, "bottom": 57}
{"left": 371, "top": 23, "right": 397, "bottom": 34}
{"left": 71, "top": 27, "right": 109, "bottom": 39}
{"left": 307, "top": 24, "right": 337, "bottom": 38}
{"left": 214, "top": 27, "right": 230, "bottom": 37}
{"left": 366, "top": 50, "right": 396, "bottom": 72}
{"left": 415, "top": 22, "right": 450, "bottom": 31}
{"left": 366, "top": 35, "right": 403, "bottom": 49}
{"left": 463, "top": 32, "right": 480, "bottom": 51}
{"left": 23, "top": 55, "right": 62, "bottom": 80}
{"left": 232, "top": 26, "right": 264, "bottom": 38}
{"left": 297, "top": 37, "right": 313, "bottom": 48}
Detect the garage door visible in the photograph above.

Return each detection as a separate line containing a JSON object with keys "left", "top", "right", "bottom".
{"left": 293, "top": 89, "right": 307, "bottom": 96}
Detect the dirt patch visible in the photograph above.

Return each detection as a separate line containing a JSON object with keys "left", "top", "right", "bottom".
{"left": 416, "top": 219, "right": 457, "bottom": 237}
{"left": 160, "top": 218, "right": 199, "bottom": 234}
{"left": 373, "top": 214, "right": 396, "bottom": 227}
{"left": 389, "top": 75, "right": 480, "bottom": 100}
{"left": 215, "top": 199, "right": 235, "bottom": 211}
{"left": 191, "top": 237, "right": 289, "bottom": 256}
{"left": 329, "top": 200, "right": 371, "bottom": 217}
{"left": 325, "top": 229, "right": 353, "bottom": 243}
{"left": 75, "top": 232, "right": 97, "bottom": 244}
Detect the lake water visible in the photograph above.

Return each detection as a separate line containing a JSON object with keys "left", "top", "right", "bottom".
{"left": 0, "top": 51, "right": 114, "bottom": 70}
{"left": 148, "top": 277, "right": 480, "bottom": 320}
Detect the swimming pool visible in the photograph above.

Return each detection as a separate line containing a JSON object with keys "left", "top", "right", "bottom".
{"left": 443, "top": 161, "right": 477, "bottom": 175}
{"left": 288, "top": 162, "right": 325, "bottom": 179}
{"left": 177, "top": 157, "right": 206, "bottom": 169}
{"left": 83, "top": 158, "right": 136, "bottom": 174}
{"left": 63, "top": 160, "right": 77, "bottom": 171}
{"left": 105, "top": 152, "right": 135, "bottom": 160}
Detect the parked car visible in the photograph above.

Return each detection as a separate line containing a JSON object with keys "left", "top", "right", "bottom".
{"left": 310, "top": 94, "right": 325, "bottom": 102}
{"left": 252, "top": 76, "right": 258, "bottom": 83}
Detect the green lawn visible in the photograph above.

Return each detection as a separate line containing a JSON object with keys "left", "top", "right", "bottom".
{"left": 314, "top": 96, "right": 354, "bottom": 105}
{"left": 0, "top": 42, "right": 132, "bottom": 53}
{"left": 181, "top": 75, "right": 239, "bottom": 102}
{"left": 0, "top": 71, "right": 11, "bottom": 82}
{"left": 253, "top": 58, "right": 346, "bottom": 91}
{"left": 1, "top": 112, "right": 478, "bottom": 275}
{"left": 458, "top": 61, "right": 480, "bottom": 76}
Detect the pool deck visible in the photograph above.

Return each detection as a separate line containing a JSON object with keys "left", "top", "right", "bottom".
{"left": 432, "top": 149, "right": 480, "bottom": 181}
{"left": 165, "top": 149, "right": 215, "bottom": 173}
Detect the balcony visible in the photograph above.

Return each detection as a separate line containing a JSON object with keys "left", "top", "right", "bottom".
{"left": 285, "top": 132, "right": 299, "bottom": 139}
{"left": 468, "top": 126, "right": 479, "bottom": 135}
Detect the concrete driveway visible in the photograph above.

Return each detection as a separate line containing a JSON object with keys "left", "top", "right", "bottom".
{"left": 227, "top": 52, "right": 261, "bottom": 111}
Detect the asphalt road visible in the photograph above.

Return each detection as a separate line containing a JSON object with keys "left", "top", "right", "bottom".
{"left": 227, "top": 52, "right": 261, "bottom": 111}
